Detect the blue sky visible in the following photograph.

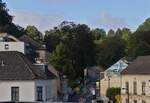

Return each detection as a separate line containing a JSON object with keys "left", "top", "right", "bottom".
{"left": 3, "top": 0, "right": 150, "bottom": 32}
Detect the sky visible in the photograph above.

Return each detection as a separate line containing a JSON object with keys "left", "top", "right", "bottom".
{"left": 3, "top": 0, "right": 150, "bottom": 32}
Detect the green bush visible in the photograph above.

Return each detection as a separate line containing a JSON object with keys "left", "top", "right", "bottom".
{"left": 106, "top": 87, "right": 121, "bottom": 103}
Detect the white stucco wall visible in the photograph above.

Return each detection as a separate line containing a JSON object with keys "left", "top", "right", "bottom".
{"left": 121, "top": 75, "right": 150, "bottom": 103}
{"left": 0, "top": 42, "right": 25, "bottom": 54}
{"left": 0, "top": 80, "right": 58, "bottom": 102}
{"left": 35, "top": 80, "right": 57, "bottom": 102}
{"left": 0, "top": 81, "right": 35, "bottom": 102}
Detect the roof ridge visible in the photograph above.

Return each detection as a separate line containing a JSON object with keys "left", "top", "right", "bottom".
{"left": 121, "top": 55, "right": 150, "bottom": 75}
{"left": 16, "top": 52, "right": 37, "bottom": 79}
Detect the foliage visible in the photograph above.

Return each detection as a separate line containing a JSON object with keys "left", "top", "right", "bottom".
{"left": 25, "top": 25, "right": 43, "bottom": 42}
{"left": 107, "top": 29, "right": 115, "bottom": 37}
{"left": 0, "top": 0, "right": 12, "bottom": 26}
{"left": 137, "top": 18, "right": 150, "bottom": 32}
{"left": 115, "top": 28, "right": 123, "bottom": 38}
{"left": 50, "top": 42, "right": 76, "bottom": 79}
{"left": 44, "top": 29, "right": 60, "bottom": 52}
{"left": 128, "top": 30, "right": 150, "bottom": 58}
{"left": 91, "top": 28, "right": 106, "bottom": 40}
{"left": 49, "top": 22, "right": 96, "bottom": 86}
{"left": 121, "top": 28, "right": 132, "bottom": 42}
{"left": 96, "top": 37, "right": 126, "bottom": 69}
{"left": 0, "top": 0, "right": 25, "bottom": 37}
{"left": 106, "top": 87, "right": 121, "bottom": 103}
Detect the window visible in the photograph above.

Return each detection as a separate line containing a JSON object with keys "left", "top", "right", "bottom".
{"left": 133, "top": 81, "right": 137, "bottom": 95}
{"left": 142, "top": 100, "right": 146, "bottom": 103}
{"left": 142, "top": 82, "right": 146, "bottom": 95}
{"left": 126, "top": 98, "right": 129, "bottom": 103}
{"left": 4, "top": 44, "right": 9, "bottom": 50}
{"left": 11, "top": 87, "right": 19, "bottom": 101}
{"left": 125, "top": 82, "right": 129, "bottom": 94}
{"left": 37, "top": 86, "right": 43, "bottom": 101}
{"left": 134, "top": 100, "right": 137, "bottom": 103}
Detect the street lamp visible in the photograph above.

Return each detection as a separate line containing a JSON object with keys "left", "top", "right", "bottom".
{"left": 84, "top": 68, "right": 88, "bottom": 86}
{"left": 107, "top": 73, "right": 111, "bottom": 89}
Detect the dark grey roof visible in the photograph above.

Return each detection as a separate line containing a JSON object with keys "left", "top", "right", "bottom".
{"left": 19, "top": 35, "right": 45, "bottom": 50}
{"left": 121, "top": 55, "right": 150, "bottom": 75}
{"left": 0, "top": 51, "right": 56, "bottom": 80}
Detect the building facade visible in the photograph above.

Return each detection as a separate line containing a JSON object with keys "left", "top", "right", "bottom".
{"left": 121, "top": 75, "right": 150, "bottom": 103}
{"left": 0, "top": 50, "right": 57, "bottom": 102}
{"left": 100, "top": 59, "right": 128, "bottom": 97}
{"left": 0, "top": 80, "right": 57, "bottom": 102}
{"left": 0, "top": 33, "right": 25, "bottom": 54}
{"left": 121, "top": 56, "right": 150, "bottom": 103}
{"left": 0, "top": 33, "right": 60, "bottom": 102}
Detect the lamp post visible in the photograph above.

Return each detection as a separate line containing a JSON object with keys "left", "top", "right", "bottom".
{"left": 127, "top": 87, "right": 129, "bottom": 103}
{"left": 84, "top": 68, "right": 88, "bottom": 86}
{"left": 107, "top": 74, "right": 111, "bottom": 89}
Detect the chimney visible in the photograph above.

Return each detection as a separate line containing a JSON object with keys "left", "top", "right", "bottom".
{"left": 1, "top": 60, "right": 5, "bottom": 66}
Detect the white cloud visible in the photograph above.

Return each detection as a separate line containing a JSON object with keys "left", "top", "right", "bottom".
{"left": 10, "top": 11, "right": 65, "bottom": 32}
{"left": 92, "top": 11, "right": 130, "bottom": 30}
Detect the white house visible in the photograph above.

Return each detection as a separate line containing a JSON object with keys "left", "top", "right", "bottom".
{"left": 0, "top": 51, "right": 57, "bottom": 102}
{"left": 0, "top": 33, "right": 60, "bottom": 102}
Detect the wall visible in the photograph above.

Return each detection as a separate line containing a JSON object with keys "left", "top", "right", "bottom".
{"left": 0, "top": 80, "right": 58, "bottom": 102}
{"left": 0, "top": 42, "right": 25, "bottom": 54}
{"left": 36, "top": 50, "right": 50, "bottom": 63}
{"left": 100, "top": 74, "right": 121, "bottom": 96}
{"left": 0, "top": 81, "right": 35, "bottom": 102}
{"left": 35, "top": 80, "right": 57, "bottom": 102}
{"left": 121, "top": 75, "right": 150, "bottom": 103}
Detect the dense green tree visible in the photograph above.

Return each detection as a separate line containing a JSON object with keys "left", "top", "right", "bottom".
{"left": 50, "top": 22, "right": 96, "bottom": 86}
{"left": 44, "top": 29, "right": 60, "bottom": 52}
{"left": 121, "top": 28, "right": 131, "bottom": 42}
{"left": 128, "top": 31, "right": 150, "bottom": 58}
{"left": 0, "top": 0, "right": 24, "bottom": 37}
{"left": 115, "top": 28, "right": 123, "bottom": 38}
{"left": 50, "top": 42, "right": 75, "bottom": 78}
{"left": 137, "top": 18, "right": 150, "bottom": 32}
{"left": 97, "top": 37, "right": 126, "bottom": 68}
{"left": 0, "top": 0, "right": 12, "bottom": 27}
{"left": 25, "top": 25, "right": 43, "bottom": 42}
{"left": 121, "top": 28, "right": 132, "bottom": 55}
{"left": 91, "top": 28, "right": 106, "bottom": 40}
{"left": 107, "top": 29, "right": 115, "bottom": 37}
{"left": 71, "top": 24, "right": 96, "bottom": 78}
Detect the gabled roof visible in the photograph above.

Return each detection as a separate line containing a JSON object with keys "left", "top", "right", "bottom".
{"left": 0, "top": 33, "right": 20, "bottom": 42}
{"left": 19, "top": 35, "right": 45, "bottom": 50}
{"left": 121, "top": 55, "right": 150, "bottom": 75}
{"left": 106, "top": 59, "right": 128, "bottom": 71}
{"left": 0, "top": 51, "right": 56, "bottom": 80}
{"left": 105, "top": 59, "right": 128, "bottom": 76}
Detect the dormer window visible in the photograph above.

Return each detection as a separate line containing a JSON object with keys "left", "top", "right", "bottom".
{"left": 5, "top": 44, "right": 9, "bottom": 50}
